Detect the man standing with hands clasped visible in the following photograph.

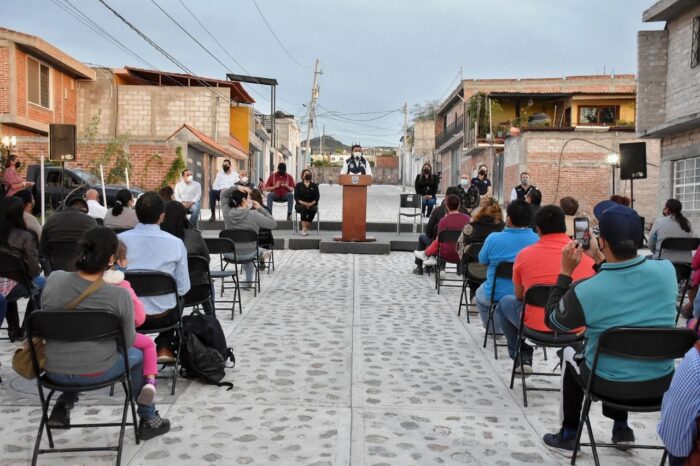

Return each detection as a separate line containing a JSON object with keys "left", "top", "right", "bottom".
{"left": 264, "top": 162, "right": 295, "bottom": 220}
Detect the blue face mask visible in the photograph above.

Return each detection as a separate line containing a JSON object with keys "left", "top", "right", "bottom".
{"left": 114, "top": 264, "right": 127, "bottom": 273}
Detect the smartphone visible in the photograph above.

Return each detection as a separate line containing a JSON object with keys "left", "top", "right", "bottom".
{"left": 574, "top": 217, "right": 590, "bottom": 249}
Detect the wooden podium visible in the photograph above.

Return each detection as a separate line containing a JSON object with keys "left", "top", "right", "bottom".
{"left": 335, "top": 174, "right": 374, "bottom": 242}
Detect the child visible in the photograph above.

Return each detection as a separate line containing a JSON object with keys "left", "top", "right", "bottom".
{"left": 103, "top": 241, "right": 157, "bottom": 405}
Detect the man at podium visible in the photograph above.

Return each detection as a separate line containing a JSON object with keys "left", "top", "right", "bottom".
{"left": 341, "top": 144, "right": 372, "bottom": 176}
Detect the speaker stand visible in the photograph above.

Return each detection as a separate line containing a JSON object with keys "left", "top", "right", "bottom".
{"left": 630, "top": 179, "right": 634, "bottom": 209}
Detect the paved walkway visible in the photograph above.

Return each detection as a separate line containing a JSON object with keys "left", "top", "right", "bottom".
{"left": 0, "top": 250, "right": 665, "bottom": 465}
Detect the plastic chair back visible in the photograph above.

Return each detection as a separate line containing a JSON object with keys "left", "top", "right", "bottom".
{"left": 124, "top": 271, "right": 178, "bottom": 297}
{"left": 659, "top": 237, "right": 700, "bottom": 253}
{"left": 46, "top": 239, "right": 78, "bottom": 272}
{"left": 27, "top": 310, "right": 123, "bottom": 343}
{"left": 523, "top": 284, "right": 552, "bottom": 309}
{"left": 204, "top": 237, "right": 235, "bottom": 255}
{"left": 184, "top": 255, "right": 213, "bottom": 307}
{"left": 399, "top": 194, "right": 422, "bottom": 209}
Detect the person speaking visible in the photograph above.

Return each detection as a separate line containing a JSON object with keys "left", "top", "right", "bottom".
{"left": 341, "top": 144, "right": 372, "bottom": 176}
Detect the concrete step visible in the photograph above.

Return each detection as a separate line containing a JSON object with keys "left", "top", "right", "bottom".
{"left": 205, "top": 219, "right": 423, "bottom": 233}
{"left": 318, "top": 240, "right": 391, "bottom": 255}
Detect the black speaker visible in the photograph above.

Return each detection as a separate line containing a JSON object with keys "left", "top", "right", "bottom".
{"left": 49, "top": 124, "right": 76, "bottom": 162}
{"left": 619, "top": 142, "right": 647, "bottom": 180}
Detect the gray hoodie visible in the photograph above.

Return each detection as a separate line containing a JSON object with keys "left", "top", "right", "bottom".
{"left": 648, "top": 215, "right": 693, "bottom": 262}
{"left": 221, "top": 186, "right": 278, "bottom": 233}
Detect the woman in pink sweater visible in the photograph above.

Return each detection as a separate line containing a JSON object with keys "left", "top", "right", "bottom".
{"left": 103, "top": 241, "right": 158, "bottom": 405}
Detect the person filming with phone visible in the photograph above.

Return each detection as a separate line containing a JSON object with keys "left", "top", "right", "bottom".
{"left": 264, "top": 162, "right": 295, "bottom": 221}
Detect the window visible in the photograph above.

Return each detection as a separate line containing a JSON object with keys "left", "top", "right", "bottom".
{"left": 578, "top": 105, "right": 619, "bottom": 125}
{"left": 27, "top": 57, "right": 50, "bottom": 108}
{"left": 692, "top": 17, "right": 700, "bottom": 68}
{"left": 673, "top": 157, "right": 700, "bottom": 211}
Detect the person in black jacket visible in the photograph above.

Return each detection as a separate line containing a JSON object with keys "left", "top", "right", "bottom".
{"left": 457, "top": 196, "right": 505, "bottom": 290}
{"left": 294, "top": 169, "right": 320, "bottom": 236}
{"left": 415, "top": 163, "right": 438, "bottom": 217}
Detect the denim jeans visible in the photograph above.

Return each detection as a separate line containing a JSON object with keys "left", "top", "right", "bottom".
{"left": 414, "top": 234, "right": 432, "bottom": 266}
{"left": 422, "top": 196, "right": 436, "bottom": 217}
{"left": 475, "top": 283, "right": 502, "bottom": 333}
{"left": 47, "top": 347, "right": 156, "bottom": 420}
{"left": 266, "top": 192, "right": 294, "bottom": 215}
{"left": 494, "top": 295, "right": 533, "bottom": 363}
{"left": 187, "top": 202, "right": 201, "bottom": 230}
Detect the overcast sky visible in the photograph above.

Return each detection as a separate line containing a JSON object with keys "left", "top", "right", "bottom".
{"left": 5, "top": 0, "right": 663, "bottom": 146}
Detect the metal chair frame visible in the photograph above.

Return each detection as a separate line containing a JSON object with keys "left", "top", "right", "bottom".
{"left": 0, "top": 253, "right": 41, "bottom": 345}
{"left": 434, "top": 229, "right": 463, "bottom": 294}
{"left": 183, "top": 255, "right": 215, "bottom": 314}
{"left": 397, "top": 194, "right": 423, "bottom": 234}
{"left": 482, "top": 261, "right": 513, "bottom": 359}
{"left": 219, "top": 230, "right": 261, "bottom": 296}
{"left": 458, "top": 242, "right": 485, "bottom": 323}
{"left": 204, "top": 237, "right": 241, "bottom": 319}
{"left": 294, "top": 206, "right": 321, "bottom": 235}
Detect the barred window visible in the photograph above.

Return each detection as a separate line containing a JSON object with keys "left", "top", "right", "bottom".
{"left": 673, "top": 157, "right": 700, "bottom": 211}
{"left": 693, "top": 17, "right": 699, "bottom": 68}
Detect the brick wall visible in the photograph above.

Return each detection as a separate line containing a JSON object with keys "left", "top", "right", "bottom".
{"left": 0, "top": 45, "right": 9, "bottom": 114}
{"left": 664, "top": 4, "right": 700, "bottom": 122}
{"left": 375, "top": 156, "right": 398, "bottom": 169}
{"left": 636, "top": 30, "right": 668, "bottom": 132}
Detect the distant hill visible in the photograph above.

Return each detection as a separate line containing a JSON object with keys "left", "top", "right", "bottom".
{"left": 301, "top": 135, "right": 350, "bottom": 155}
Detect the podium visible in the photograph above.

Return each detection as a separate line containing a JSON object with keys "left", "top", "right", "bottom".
{"left": 336, "top": 174, "right": 374, "bottom": 242}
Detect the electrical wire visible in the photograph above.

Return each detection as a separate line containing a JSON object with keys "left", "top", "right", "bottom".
{"left": 317, "top": 104, "right": 400, "bottom": 122}
{"left": 250, "top": 0, "right": 310, "bottom": 69}
{"left": 439, "top": 68, "right": 462, "bottom": 101}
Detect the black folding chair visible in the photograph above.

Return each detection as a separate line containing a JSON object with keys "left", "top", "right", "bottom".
{"left": 183, "top": 255, "right": 215, "bottom": 314}
{"left": 46, "top": 239, "right": 79, "bottom": 274}
{"left": 258, "top": 228, "right": 275, "bottom": 275}
{"left": 111, "top": 228, "right": 133, "bottom": 235}
{"left": 0, "top": 253, "right": 41, "bottom": 344}
{"left": 571, "top": 327, "right": 698, "bottom": 466}
{"left": 483, "top": 261, "right": 513, "bottom": 359}
{"left": 672, "top": 262, "right": 693, "bottom": 323}
{"left": 434, "top": 229, "right": 463, "bottom": 294}
{"left": 219, "top": 229, "right": 261, "bottom": 296}
{"left": 658, "top": 237, "right": 700, "bottom": 260}
{"left": 26, "top": 311, "right": 139, "bottom": 466}
{"left": 397, "top": 194, "right": 423, "bottom": 234}
{"left": 204, "top": 237, "right": 241, "bottom": 319}
{"left": 509, "top": 285, "right": 584, "bottom": 407}
{"left": 458, "top": 242, "right": 485, "bottom": 323}
{"left": 125, "top": 272, "right": 183, "bottom": 395}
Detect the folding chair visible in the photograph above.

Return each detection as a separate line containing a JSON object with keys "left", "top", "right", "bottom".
{"left": 672, "top": 262, "right": 693, "bottom": 323}
{"left": 509, "top": 285, "right": 584, "bottom": 407}
{"left": 397, "top": 194, "right": 423, "bottom": 234}
{"left": 219, "top": 230, "right": 261, "bottom": 296}
{"left": 125, "top": 272, "right": 183, "bottom": 396}
{"left": 0, "top": 253, "right": 41, "bottom": 343}
{"left": 46, "top": 239, "right": 79, "bottom": 274}
{"left": 183, "top": 255, "right": 215, "bottom": 314}
{"left": 658, "top": 237, "right": 700, "bottom": 260}
{"left": 204, "top": 238, "right": 241, "bottom": 319}
{"left": 458, "top": 242, "right": 485, "bottom": 323}
{"left": 294, "top": 208, "right": 321, "bottom": 235}
{"left": 258, "top": 228, "right": 275, "bottom": 274}
{"left": 571, "top": 327, "right": 698, "bottom": 466}
{"left": 26, "top": 311, "right": 139, "bottom": 466}
{"left": 482, "top": 261, "right": 513, "bottom": 359}
{"left": 434, "top": 229, "right": 463, "bottom": 294}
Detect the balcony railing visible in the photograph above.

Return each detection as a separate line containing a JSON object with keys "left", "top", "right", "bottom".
{"left": 435, "top": 114, "right": 464, "bottom": 148}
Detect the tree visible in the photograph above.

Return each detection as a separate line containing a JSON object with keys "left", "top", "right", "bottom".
{"left": 467, "top": 92, "right": 502, "bottom": 138}
{"left": 411, "top": 100, "right": 440, "bottom": 122}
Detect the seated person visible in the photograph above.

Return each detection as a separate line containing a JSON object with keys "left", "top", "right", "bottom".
{"left": 235, "top": 169, "right": 256, "bottom": 190}
{"left": 475, "top": 200, "right": 539, "bottom": 332}
{"left": 174, "top": 169, "right": 202, "bottom": 230}
{"left": 104, "top": 189, "right": 138, "bottom": 230}
{"left": 525, "top": 188, "right": 542, "bottom": 229}
{"left": 159, "top": 186, "right": 174, "bottom": 202}
{"left": 294, "top": 169, "right": 320, "bottom": 236}
{"left": 41, "top": 227, "right": 170, "bottom": 439}
{"left": 251, "top": 189, "right": 274, "bottom": 270}
{"left": 457, "top": 196, "right": 505, "bottom": 260}
{"left": 648, "top": 198, "right": 693, "bottom": 262}
{"left": 208, "top": 159, "right": 238, "bottom": 222}
{"left": 40, "top": 197, "right": 97, "bottom": 265}
{"left": 494, "top": 206, "right": 595, "bottom": 373}
{"left": 264, "top": 163, "right": 295, "bottom": 221}
{"left": 415, "top": 163, "right": 438, "bottom": 218}
{"left": 85, "top": 188, "right": 107, "bottom": 220}
{"left": 14, "top": 189, "right": 42, "bottom": 240}
{"left": 559, "top": 196, "right": 579, "bottom": 238}
{"left": 542, "top": 203, "right": 677, "bottom": 454}
{"left": 414, "top": 194, "right": 470, "bottom": 266}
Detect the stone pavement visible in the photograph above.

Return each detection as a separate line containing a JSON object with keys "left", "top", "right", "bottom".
{"left": 0, "top": 250, "right": 668, "bottom": 465}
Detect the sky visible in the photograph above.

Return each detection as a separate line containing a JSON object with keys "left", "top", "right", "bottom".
{"left": 4, "top": 0, "right": 663, "bottom": 147}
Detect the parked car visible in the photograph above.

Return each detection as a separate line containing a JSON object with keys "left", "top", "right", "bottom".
{"left": 26, "top": 164, "right": 144, "bottom": 211}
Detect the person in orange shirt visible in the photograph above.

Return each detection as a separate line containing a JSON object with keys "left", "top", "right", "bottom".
{"left": 494, "top": 205, "right": 596, "bottom": 374}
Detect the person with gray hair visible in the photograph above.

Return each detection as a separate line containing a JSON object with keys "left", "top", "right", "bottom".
{"left": 84, "top": 188, "right": 107, "bottom": 220}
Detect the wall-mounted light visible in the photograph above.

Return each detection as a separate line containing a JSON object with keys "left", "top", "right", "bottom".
{"left": 606, "top": 153, "right": 620, "bottom": 166}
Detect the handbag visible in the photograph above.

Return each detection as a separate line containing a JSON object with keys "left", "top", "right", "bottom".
{"left": 12, "top": 277, "right": 105, "bottom": 380}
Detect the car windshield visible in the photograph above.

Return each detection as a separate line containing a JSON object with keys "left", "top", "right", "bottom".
{"left": 71, "top": 169, "right": 99, "bottom": 185}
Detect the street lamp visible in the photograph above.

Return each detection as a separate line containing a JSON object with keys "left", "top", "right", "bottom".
{"left": 607, "top": 153, "right": 620, "bottom": 196}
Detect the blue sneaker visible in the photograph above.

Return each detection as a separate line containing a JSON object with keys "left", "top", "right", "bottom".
{"left": 543, "top": 428, "right": 576, "bottom": 457}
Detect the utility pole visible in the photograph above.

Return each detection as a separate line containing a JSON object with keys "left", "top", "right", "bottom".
{"left": 320, "top": 124, "right": 325, "bottom": 163}
{"left": 303, "top": 59, "right": 321, "bottom": 171}
{"left": 402, "top": 102, "right": 408, "bottom": 191}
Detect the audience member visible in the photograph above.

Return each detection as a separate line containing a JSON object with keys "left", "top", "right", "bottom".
{"left": 542, "top": 203, "right": 676, "bottom": 454}
{"left": 13, "top": 189, "right": 42, "bottom": 240}
{"left": 41, "top": 227, "right": 170, "bottom": 439}
{"left": 559, "top": 196, "right": 579, "bottom": 238}
{"left": 174, "top": 169, "right": 202, "bottom": 229}
{"left": 510, "top": 172, "right": 536, "bottom": 202}
{"left": 104, "top": 188, "right": 138, "bottom": 230}
{"left": 455, "top": 172, "right": 479, "bottom": 212}
{"left": 221, "top": 187, "right": 276, "bottom": 286}
{"left": 264, "top": 162, "right": 295, "bottom": 220}
{"left": 470, "top": 164, "right": 492, "bottom": 196}
{"left": 85, "top": 188, "right": 107, "bottom": 220}
{"left": 494, "top": 206, "right": 595, "bottom": 373}
{"left": 40, "top": 197, "right": 97, "bottom": 260}
{"left": 208, "top": 159, "right": 238, "bottom": 222}
{"left": 0, "top": 196, "right": 44, "bottom": 340}
{"left": 250, "top": 189, "right": 274, "bottom": 270}
{"left": 525, "top": 188, "right": 542, "bottom": 228}
{"left": 414, "top": 194, "right": 470, "bottom": 266}
{"left": 119, "top": 192, "right": 190, "bottom": 364}
{"left": 415, "top": 163, "right": 438, "bottom": 218}
{"left": 475, "top": 200, "right": 538, "bottom": 332}
{"left": 160, "top": 200, "right": 213, "bottom": 315}
{"left": 158, "top": 186, "right": 174, "bottom": 202}
{"left": 609, "top": 195, "right": 631, "bottom": 207}
{"left": 657, "top": 340, "right": 700, "bottom": 466}
{"left": 685, "top": 244, "right": 700, "bottom": 318}
{"left": 648, "top": 198, "right": 693, "bottom": 262}
{"left": 235, "top": 169, "right": 256, "bottom": 190}
{"left": 294, "top": 169, "right": 320, "bottom": 236}
{"left": 3, "top": 153, "right": 34, "bottom": 197}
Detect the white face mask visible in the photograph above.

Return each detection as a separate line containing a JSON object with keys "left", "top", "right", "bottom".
{"left": 186, "top": 175, "right": 193, "bottom": 183}
{"left": 240, "top": 176, "right": 248, "bottom": 184}
{"left": 460, "top": 178, "right": 469, "bottom": 187}
{"left": 353, "top": 152, "right": 362, "bottom": 159}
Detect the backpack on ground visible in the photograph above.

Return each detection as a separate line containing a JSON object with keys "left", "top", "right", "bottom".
{"left": 179, "top": 311, "right": 235, "bottom": 390}
{"left": 465, "top": 184, "right": 481, "bottom": 209}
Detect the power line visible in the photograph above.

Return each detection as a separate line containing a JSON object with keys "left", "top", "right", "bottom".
{"left": 439, "top": 68, "right": 462, "bottom": 100}
{"left": 250, "top": 0, "right": 310, "bottom": 69}
{"left": 317, "top": 106, "right": 401, "bottom": 122}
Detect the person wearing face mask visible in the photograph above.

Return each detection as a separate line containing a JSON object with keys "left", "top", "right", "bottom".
{"left": 510, "top": 171, "right": 536, "bottom": 203}
{"left": 104, "top": 188, "right": 138, "bottom": 229}
{"left": 3, "top": 154, "right": 34, "bottom": 197}
{"left": 340, "top": 144, "right": 373, "bottom": 176}
{"left": 208, "top": 159, "right": 239, "bottom": 222}
{"left": 174, "top": 169, "right": 202, "bottom": 229}
{"left": 264, "top": 162, "right": 295, "bottom": 221}
{"left": 471, "top": 164, "right": 492, "bottom": 196}
{"left": 294, "top": 169, "right": 320, "bottom": 236}
{"left": 453, "top": 173, "right": 480, "bottom": 212}
{"left": 414, "top": 163, "right": 438, "bottom": 218}
{"left": 235, "top": 169, "right": 256, "bottom": 190}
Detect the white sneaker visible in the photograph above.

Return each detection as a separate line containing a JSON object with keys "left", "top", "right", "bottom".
{"left": 262, "top": 250, "right": 272, "bottom": 260}
{"left": 414, "top": 250, "right": 428, "bottom": 262}
{"left": 424, "top": 257, "right": 437, "bottom": 266}
{"left": 137, "top": 383, "right": 157, "bottom": 405}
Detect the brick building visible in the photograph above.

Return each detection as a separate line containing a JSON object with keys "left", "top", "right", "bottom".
{"left": 637, "top": 0, "right": 700, "bottom": 230}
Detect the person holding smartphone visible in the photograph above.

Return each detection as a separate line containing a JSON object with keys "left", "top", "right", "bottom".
{"left": 263, "top": 162, "right": 295, "bottom": 221}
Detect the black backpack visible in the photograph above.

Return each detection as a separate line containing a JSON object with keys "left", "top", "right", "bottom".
{"left": 179, "top": 312, "right": 235, "bottom": 390}
{"left": 465, "top": 184, "right": 481, "bottom": 209}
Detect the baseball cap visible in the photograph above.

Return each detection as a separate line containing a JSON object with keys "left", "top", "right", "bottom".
{"left": 593, "top": 200, "right": 617, "bottom": 221}
{"left": 598, "top": 204, "right": 643, "bottom": 249}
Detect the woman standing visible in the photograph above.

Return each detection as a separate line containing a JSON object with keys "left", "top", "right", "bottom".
{"left": 649, "top": 198, "right": 694, "bottom": 262}
{"left": 3, "top": 154, "right": 34, "bottom": 197}
{"left": 104, "top": 189, "right": 138, "bottom": 229}
{"left": 414, "top": 163, "right": 438, "bottom": 218}
{"left": 294, "top": 169, "right": 320, "bottom": 236}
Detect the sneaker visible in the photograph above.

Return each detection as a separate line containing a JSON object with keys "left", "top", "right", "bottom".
{"left": 412, "top": 266, "right": 423, "bottom": 275}
{"left": 208, "top": 216, "right": 215, "bottom": 222}
{"left": 543, "top": 429, "right": 576, "bottom": 457}
{"left": 138, "top": 412, "right": 171, "bottom": 441}
{"left": 156, "top": 347, "right": 176, "bottom": 364}
{"left": 611, "top": 426, "right": 635, "bottom": 450}
{"left": 48, "top": 403, "right": 71, "bottom": 428}
{"left": 515, "top": 363, "right": 533, "bottom": 377}
{"left": 137, "top": 383, "right": 157, "bottom": 405}
{"left": 287, "top": 213, "right": 292, "bottom": 221}
{"left": 414, "top": 250, "right": 428, "bottom": 262}
{"left": 424, "top": 256, "right": 437, "bottom": 267}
